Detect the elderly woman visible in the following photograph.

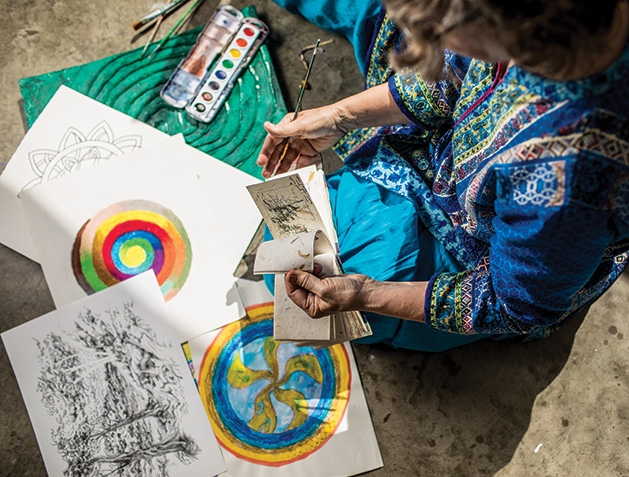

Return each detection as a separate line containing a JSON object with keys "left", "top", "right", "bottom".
{"left": 257, "top": 0, "right": 629, "bottom": 351}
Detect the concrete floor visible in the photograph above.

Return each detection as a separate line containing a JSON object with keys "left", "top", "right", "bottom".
{"left": 1, "top": 1, "right": 629, "bottom": 476}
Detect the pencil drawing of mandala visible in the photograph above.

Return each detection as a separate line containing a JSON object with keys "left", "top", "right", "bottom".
{"left": 23, "top": 121, "right": 142, "bottom": 190}
{"left": 198, "top": 305, "right": 351, "bottom": 466}
{"left": 35, "top": 300, "right": 199, "bottom": 476}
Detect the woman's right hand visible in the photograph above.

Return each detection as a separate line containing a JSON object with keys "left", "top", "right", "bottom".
{"left": 257, "top": 83, "right": 408, "bottom": 178}
{"left": 257, "top": 103, "right": 351, "bottom": 178}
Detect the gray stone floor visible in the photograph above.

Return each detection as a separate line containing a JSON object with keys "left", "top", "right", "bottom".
{"left": 1, "top": 1, "right": 628, "bottom": 476}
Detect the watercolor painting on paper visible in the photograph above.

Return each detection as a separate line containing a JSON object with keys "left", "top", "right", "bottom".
{"left": 20, "top": 137, "right": 261, "bottom": 342}
{"left": 187, "top": 292, "right": 383, "bottom": 477}
{"left": 71, "top": 199, "right": 193, "bottom": 302}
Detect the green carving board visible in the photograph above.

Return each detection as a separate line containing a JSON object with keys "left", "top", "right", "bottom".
{"left": 18, "top": 6, "right": 286, "bottom": 179}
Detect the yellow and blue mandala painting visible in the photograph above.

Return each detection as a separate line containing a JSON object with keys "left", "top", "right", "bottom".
{"left": 198, "top": 304, "right": 351, "bottom": 466}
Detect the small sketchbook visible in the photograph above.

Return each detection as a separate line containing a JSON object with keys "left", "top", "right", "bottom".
{"left": 247, "top": 166, "right": 372, "bottom": 347}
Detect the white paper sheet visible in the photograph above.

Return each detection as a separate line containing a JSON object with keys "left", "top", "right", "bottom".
{"left": 253, "top": 230, "right": 335, "bottom": 274}
{"left": 1, "top": 272, "right": 227, "bottom": 477}
{"left": 0, "top": 85, "right": 172, "bottom": 261}
{"left": 20, "top": 137, "right": 261, "bottom": 342}
{"left": 187, "top": 296, "right": 383, "bottom": 477}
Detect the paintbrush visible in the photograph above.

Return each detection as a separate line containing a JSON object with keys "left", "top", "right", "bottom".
{"left": 132, "top": 0, "right": 189, "bottom": 30}
{"left": 272, "top": 39, "right": 321, "bottom": 176}
{"left": 141, "top": 15, "right": 164, "bottom": 57}
{"left": 148, "top": 0, "right": 206, "bottom": 58}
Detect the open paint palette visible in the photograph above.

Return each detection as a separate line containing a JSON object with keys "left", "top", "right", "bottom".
{"left": 161, "top": 8, "right": 269, "bottom": 124}
{"left": 160, "top": 5, "right": 244, "bottom": 109}
{"left": 186, "top": 18, "right": 268, "bottom": 123}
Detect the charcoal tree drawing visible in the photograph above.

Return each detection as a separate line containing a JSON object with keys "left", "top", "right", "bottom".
{"left": 251, "top": 174, "right": 322, "bottom": 238}
{"left": 35, "top": 300, "right": 199, "bottom": 476}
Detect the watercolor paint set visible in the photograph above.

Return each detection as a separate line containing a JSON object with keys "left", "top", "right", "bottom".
{"left": 186, "top": 18, "right": 268, "bottom": 122}
{"left": 160, "top": 6, "right": 269, "bottom": 123}
{"left": 160, "top": 5, "right": 243, "bottom": 108}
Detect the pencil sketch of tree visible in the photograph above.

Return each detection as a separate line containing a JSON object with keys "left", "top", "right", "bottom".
{"left": 250, "top": 174, "right": 324, "bottom": 239}
{"left": 261, "top": 193, "right": 308, "bottom": 236}
{"left": 35, "top": 301, "right": 199, "bottom": 477}
{"left": 23, "top": 121, "right": 142, "bottom": 191}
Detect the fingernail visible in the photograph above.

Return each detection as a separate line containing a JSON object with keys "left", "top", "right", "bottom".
{"left": 287, "top": 273, "right": 298, "bottom": 284}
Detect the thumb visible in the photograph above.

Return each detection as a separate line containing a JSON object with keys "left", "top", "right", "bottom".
{"left": 264, "top": 120, "right": 292, "bottom": 139}
{"left": 285, "top": 270, "right": 323, "bottom": 311}
{"left": 286, "top": 269, "right": 321, "bottom": 293}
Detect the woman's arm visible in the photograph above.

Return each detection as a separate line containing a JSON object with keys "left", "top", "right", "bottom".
{"left": 285, "top": 268, "right": 427, "bottom": 323}
{"left": 333, "top": 82, "right": 413, "bottom": 130}
{"left": 257, "top": 83, "right": 410, "bottom": 177}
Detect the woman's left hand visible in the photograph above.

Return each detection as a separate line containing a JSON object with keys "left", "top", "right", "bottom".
{"left": 284, "top": 267, "right": 428, "bottom": 323}
{"left": 284, "top": 268, "right": 371, "bottom": 318}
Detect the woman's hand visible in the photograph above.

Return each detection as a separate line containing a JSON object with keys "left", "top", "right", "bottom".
{"left": 284, "top": 267, "right": 371, "bottom": 318}
{"left": 257, "top": 104, "right": 350, "bottom": 178}
{"left": 284, "top": 266, "right": 428, "bottom": 323}
{"left": 257, "top": 83, "right": 410, "bottom": 178}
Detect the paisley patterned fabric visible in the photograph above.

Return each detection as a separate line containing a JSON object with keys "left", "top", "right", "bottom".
{"left": 334, "top": 13, "right": 629, "bottom": 339}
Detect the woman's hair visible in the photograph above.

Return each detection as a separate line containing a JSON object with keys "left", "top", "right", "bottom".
{"left": 383, "top": 0, "right": 623, "bottom": 81}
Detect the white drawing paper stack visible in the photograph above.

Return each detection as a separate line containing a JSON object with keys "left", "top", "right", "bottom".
{"left": 247, "top": 166, "right": 372, "bottom": 346}
{"left": 1, "top": 272, "right": 227, "bottom": 477}
{"left": 19, "top": 135, "right": 262, "bottom": 343}
{"left": 0, "top": 85, "right": 171, "bottom": 262}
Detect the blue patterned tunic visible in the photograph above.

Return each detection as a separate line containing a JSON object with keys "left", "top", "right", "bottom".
{"left": 334, "top": 14, "right": 629, "bottom": 339}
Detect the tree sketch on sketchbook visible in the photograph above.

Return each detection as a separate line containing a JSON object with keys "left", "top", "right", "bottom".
{"left": 34, "top": 300, "right": 199, "bottom": 477}
{"left": 23, "top": 121, "right": 142, "bottom": 191}
{"left": 261, "top": 193, "right": 311, "bottom": 236}
{"left": 251, "top": 174, "right": 321, "bottom": 238}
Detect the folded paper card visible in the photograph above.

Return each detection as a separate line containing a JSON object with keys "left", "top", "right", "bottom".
{"left": 254, "top": 229, "right": 336, "bottom": 275}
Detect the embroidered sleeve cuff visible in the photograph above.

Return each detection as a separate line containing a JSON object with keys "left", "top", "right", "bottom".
{"left": 389, "top": 72, "right": 455, "bottom": 130}
{"left": 426, "top": 271, "right": 477, "bottom": 335}
{"left": 388, "top": 75, "right": 423, "bottom": 126}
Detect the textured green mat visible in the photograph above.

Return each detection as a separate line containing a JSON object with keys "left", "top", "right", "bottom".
{"left": 18, "top": 6, "right": 286, "bottom": 180}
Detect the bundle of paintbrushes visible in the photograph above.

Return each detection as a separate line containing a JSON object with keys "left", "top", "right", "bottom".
{"left": 132, "top": 0, "right": 203, "bottom": 57}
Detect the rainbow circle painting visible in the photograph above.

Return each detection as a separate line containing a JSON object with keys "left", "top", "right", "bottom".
{"left": 198, "top": 304, "right": 351, "bottom": 466}
{"left": 71, "top": 199, "right": 192, "bottom": 301}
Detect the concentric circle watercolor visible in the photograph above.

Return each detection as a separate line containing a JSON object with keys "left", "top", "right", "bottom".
{"left": 71, "top": 200, "right": 192, "bottom": 300}
{"left": 198, "top": 305, "right": 351, "bottom": 466}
